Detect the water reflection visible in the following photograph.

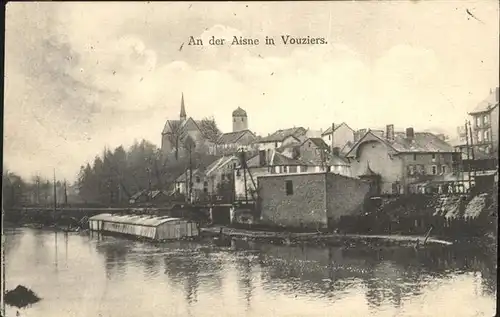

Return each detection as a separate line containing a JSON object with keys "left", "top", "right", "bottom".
{"left": 3, "top": 229, "right": 497, "bottom": 317}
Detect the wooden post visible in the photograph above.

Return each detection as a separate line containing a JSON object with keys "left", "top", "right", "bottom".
{"left": 464, "top": 121, "right": 472, "bottom": 191}
{"left": 468, "top": 120, "right": 477, "bottom": 185}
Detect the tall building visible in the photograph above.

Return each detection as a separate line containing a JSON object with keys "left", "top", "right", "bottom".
{"left": 232, "top": 107, "right": 248, "bottom": 132}
{"left": 468, "top": 87, "right": 499, "bottom": 156}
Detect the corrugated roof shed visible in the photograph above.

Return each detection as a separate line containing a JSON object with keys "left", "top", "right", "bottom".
{"left": 89, "top": 214, "right": 182, "bottom": 227}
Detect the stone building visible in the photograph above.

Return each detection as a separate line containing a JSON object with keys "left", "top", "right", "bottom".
{"left": 257, "top": 172, "right": 370, "bottom": 229}
{"left": 160, "top": 93, "right": 217, "bottom": 157}
{"left": 468, "top": 87, "right": 499, "bottom": 156}
{"left": 346, "top": 126, "right": 460, "bottom": 195}
{"left": 232, "top": 107, "right": 248, "bottom": 132}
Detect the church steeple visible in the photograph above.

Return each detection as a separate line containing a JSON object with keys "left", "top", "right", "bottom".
{"left": 180, "top": 93, "right": 187, "bottom": 121}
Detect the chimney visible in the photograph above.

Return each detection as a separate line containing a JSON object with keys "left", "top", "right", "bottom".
{"left": 258, "top": 150, "right": 266, "bottom": 167}
{"left": 386, "top": 124, "right": 395, "bottom": 141}
{"left": 406, "top": 127, "right": 415, "bottom": 140}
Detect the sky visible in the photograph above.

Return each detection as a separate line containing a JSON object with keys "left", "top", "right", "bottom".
{"left": 3, "top": 1, "right": 499, "bottom": 182}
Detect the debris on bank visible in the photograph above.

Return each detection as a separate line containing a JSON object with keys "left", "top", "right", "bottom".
{"left": 4, "top": 285, "right": 41, "bottom": 308}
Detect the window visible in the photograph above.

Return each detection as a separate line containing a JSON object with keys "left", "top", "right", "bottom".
{"left": 222, "top": 174, "right": 226, "bottom": 181}
{"left": 241, "top": 118, "right": 244, "bottom": 122}
{"left": 275, "top": 142, "right": 278, "bottom": 148}
{"left": 308, "top": 142, "right": 311, "bottom": 148}
{"left": 283, "top": 166, "right": 288, "bottom": 173}
{"left": 478, "top": 131, "right": 483, "bottom": 142}
{"left": 413, "top": 153, "right": 417, "bottom": 160}
{"left": 328, "top": 135, "right": 331, "bottom": 140}
{"left": 233, "top": 118, "right": 236, "bottom": 122}
{"left": 476, "top": 116, "right": 481, "bottom": 127}
{"left": 408, "top": 165, "right": 415, "bottom": 176}
{"left": 432, "top": 165, "right": 437, "bottom": 175}
{"left": 484, "top": 130, "right": 490, "bottom": 141}
{"left": 233, "top": 163, "right": 237, "bottom": 169}
{"left": 285, "top": 180, "right": 293, "bottom": 195}
{"left": 484, "top": 115, "right": 489, "bottom": 124}
{"left": 196, "top": 176, "right": 201, "bottom": 183}
{"left": 431, "top": 154, "right": 436, "bottom": 159}
{"left": 441, "top": 165, "right": 446, "bottom": 174}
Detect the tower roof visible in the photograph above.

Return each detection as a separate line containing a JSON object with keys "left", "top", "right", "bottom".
{"left": 180, "top": 93, "right": 186, "bottom": 118}
{"left": 232, "top": 107, "right": 247, "bottom": 117}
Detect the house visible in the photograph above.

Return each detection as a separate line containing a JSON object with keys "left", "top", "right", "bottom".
{"left": 161, "top": 93, "right": 218, "bottom": 157}
{"left": 233, "top": 150, "right": 312, "bottom": 202}
{"left": 321, "top": 123, "right": 355, "bottom": 153}
{"left": 255, "top": 127, "right": 307, "bottom": 151}
{"left": 467, "top": 87, "right": 499, "bottom": 157}
{"left": 295, "top": 138, "right": 352, "bottom": 177}
{"left": 257, "top": 172, "right": 370, "bottom": 229}
{"left": 345, "top": 125, "right": 460, "bottom": 195}
{"left": 216, "top": 129, "right": 257, "bottom": 155}
{"left": 174, "top": 154, "right": 240, "bottom": 202}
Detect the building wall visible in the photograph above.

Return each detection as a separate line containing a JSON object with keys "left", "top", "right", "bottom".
{"left": 258, "top": 142, "right": 281, "bottom": 151}
{"left": 491, "top": 106, "right": 499, "bottom": 152}
{"left": 325, "top": 173, "right": 370, "bottom": 222}
{"left": 400, "top": 152, "right": 455, "bottom": 185}
{"left": 234, "top": 167, "right": 268, "bottom": 201}
{"left": 258, "top": 173, "right": 328, "bottom": 228}
{"left": 233, "top": 115, "right": 248, "bottom": 132}
{"left": 322, "top": 124, "right": 355, "bottom": 150}
{"left": 350, "top": 141, "right": 404, "bottom": 194}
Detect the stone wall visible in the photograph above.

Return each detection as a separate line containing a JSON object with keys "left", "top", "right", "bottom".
{"left": 258, "top": 173, "right": 328, "bottom": 229}
{"left": 326, "top": 173, "right": 370, "bottom": 222}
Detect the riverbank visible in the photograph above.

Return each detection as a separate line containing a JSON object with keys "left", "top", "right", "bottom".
{"left": 201, "top": 226, "right": 454, "bottom": 247}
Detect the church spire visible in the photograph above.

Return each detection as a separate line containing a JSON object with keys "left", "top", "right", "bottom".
{"left": 180, "top": 93, "right": 187, "bottom": 121}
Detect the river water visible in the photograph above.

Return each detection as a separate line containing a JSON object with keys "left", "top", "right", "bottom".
{"left": 3, "top": 228, "right": 497, "bottom": 317}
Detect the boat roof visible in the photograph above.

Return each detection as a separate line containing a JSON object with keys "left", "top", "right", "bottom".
{"left": 88, "top": 213, "right": 184, "bottom": 227}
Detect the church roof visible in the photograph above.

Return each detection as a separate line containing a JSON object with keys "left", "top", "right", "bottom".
{"left": 232, "top": 107, "right": 247, "bottom": 117}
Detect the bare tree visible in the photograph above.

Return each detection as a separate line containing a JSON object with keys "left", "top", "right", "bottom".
{"left": 166, "top": 120, "right": 187, "bottom": 161}
{"left": 200, "top": 116, "right": 222, "bottom": 143}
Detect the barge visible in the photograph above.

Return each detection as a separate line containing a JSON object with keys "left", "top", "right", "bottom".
{"left": 88, "top": 213, "right": 199, "bottom": 241}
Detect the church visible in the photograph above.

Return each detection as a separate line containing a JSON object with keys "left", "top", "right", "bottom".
{"left": 161, "top": 94, "right": 255, "bottom": 157}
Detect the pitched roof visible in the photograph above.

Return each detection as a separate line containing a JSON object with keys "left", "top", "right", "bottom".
{"left": 217, "top": 130, "right": 255, "bottom": 145}
{"left": 162, "top": 117, "right": 217, "bottom": 142}
{"left": 321, "top": 122, "right": 354, "bottom": 135}
{"left": 257, "top": 127, "right": 307, "bottom": 143}
{"left": 469, "top": 87, "right": 499, "bottom": 115}
{"left": 305, "top": 137, "right": 330, "bottom": 150}
{"left": 204, "top": 155, "right": 239, "bottom": 176}
{"left": 346, "top": 129, "right": 455, "bottom": 158}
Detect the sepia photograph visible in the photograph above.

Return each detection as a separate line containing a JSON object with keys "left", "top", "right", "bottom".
{"left": 2, "top": 1, "right": 498, "bottom": 316}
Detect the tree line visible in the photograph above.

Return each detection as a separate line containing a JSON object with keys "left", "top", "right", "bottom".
{"left": 3, "top": 117, "right": 224, "bottom": 207}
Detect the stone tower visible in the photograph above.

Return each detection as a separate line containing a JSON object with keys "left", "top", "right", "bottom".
{"left": 180, "top": 93, "right": 187, "bottom": 122}
{"left": 232, "top": 107, "right": 248, "bottom": 132}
